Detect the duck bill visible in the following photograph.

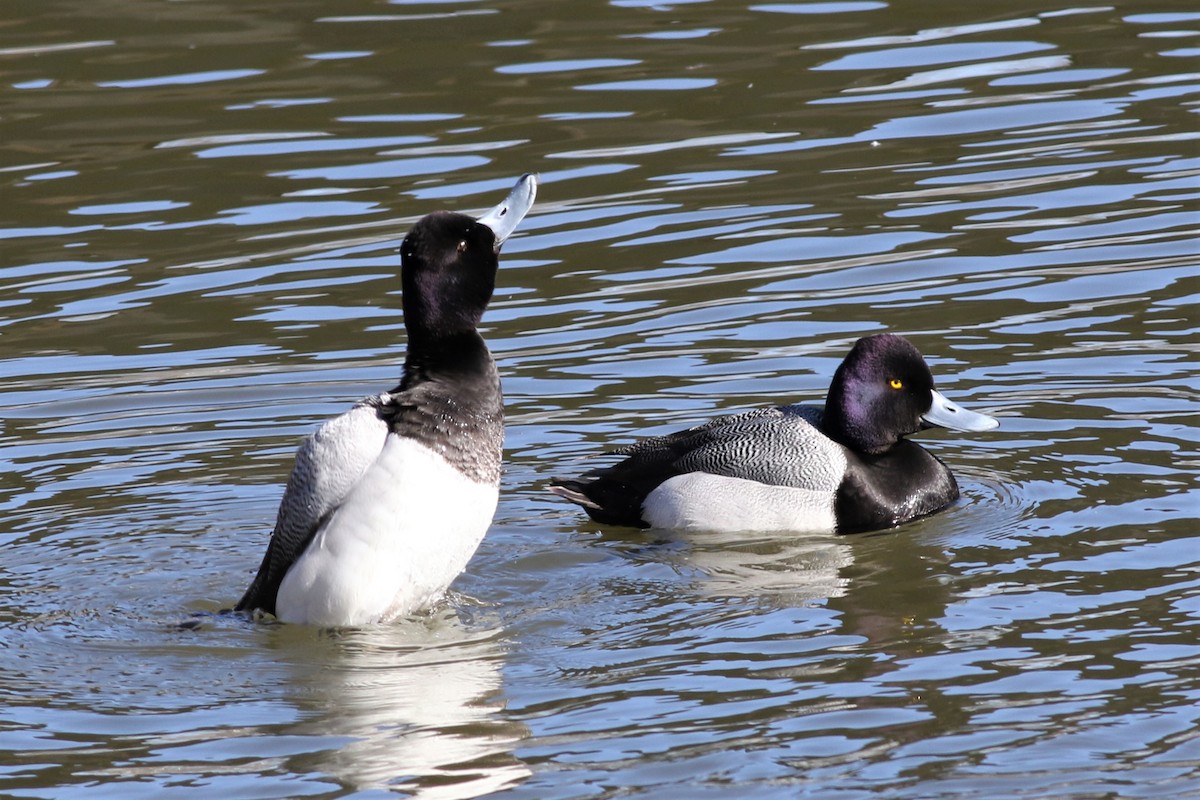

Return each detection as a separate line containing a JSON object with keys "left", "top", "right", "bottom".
{"left": 922, "top": 389, "right": 999, "bottom": 432}
{"left": 477, "top": 173, "right": 538, "bottom": 249}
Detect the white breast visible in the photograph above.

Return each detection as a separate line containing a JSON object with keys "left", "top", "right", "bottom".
{"left": 275, "top": 435, "right": 499, "bottom": 626}
{"left": 643, "top": 472, "right": 837, "bottom": 534}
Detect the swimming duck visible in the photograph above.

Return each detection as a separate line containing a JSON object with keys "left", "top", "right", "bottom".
{"left": 549, "top": 333, "right": 997, "bottom": 534}
{"left": 236, "top": 173, "right": 538, "bottom": 625}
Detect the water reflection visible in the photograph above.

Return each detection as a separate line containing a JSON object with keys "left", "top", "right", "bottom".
{"left": 634, "top": 527, "right": 853, "bottom": 605}
{"left": 275, "top": 613, "right": 529, "bottom": 797}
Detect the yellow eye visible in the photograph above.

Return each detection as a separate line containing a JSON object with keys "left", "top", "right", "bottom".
{"left": 889, "top": 378, "right": 903, "bottom": 390}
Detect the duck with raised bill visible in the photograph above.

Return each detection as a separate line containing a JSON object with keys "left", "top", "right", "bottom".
{"left": 236, "top": 174, "right": 537, "bottom": 626}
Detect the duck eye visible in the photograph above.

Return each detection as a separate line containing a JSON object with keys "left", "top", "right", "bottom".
{"left": 457, "top": 240, "right": 468, "bottom": 253}
{"left": 889, "top": 378, "right": 903, "bottom": 390}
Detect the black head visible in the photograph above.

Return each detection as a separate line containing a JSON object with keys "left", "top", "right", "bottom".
{"left": 400, "top": 211, "right": 500, "bottom": 342}
{"left": 822, "top": 334, "right": 938, "bottom": 455}
{"left": 397, "top": 173, "right": 538, "bottom": 344}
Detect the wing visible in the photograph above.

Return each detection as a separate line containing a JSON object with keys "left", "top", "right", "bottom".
{"left": 235, "top": 396, "right": 390, "bottom": 615}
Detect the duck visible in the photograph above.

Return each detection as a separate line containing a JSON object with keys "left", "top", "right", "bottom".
{"left": 235, "top": 173, "right": 538, "bottom": 626}
{"left": 549, "top": 333, "right": 998, "bottom": 535}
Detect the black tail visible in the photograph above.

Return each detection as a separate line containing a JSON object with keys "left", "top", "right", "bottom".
{"left": 547, "top": 477, "right": 649, "bottom": 528}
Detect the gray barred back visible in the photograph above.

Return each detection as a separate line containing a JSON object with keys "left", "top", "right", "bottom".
{"left": 617, "top": 404, "right": 847, "bottom": 493}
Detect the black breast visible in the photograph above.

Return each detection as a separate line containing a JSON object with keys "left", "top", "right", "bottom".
{"left": 384, "top": 331, "right": 504, "bottom": 485}
{"left": 834, "top": 441, "right": 959, "bottom": 534}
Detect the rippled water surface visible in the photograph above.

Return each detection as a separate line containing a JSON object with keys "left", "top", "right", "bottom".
{"left": 3, "top": 0, "right": 1198, "bottom": 797}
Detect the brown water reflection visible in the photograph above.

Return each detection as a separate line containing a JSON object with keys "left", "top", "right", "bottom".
{"left": 2, "top": 0, "right": 1198, "bottom": 797}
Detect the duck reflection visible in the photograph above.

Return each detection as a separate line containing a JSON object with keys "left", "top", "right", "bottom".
{"left": 275, "top": 609, "right": 529, "bottom": 797}
{"left": 623, "top": 527, "right": 854, "bottom": 606}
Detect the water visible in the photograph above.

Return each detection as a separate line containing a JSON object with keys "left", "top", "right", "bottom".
{"left": 2, "top": 0, "right": 1198, "bottom": 796}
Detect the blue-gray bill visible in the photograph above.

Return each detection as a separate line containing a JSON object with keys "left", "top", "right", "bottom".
{"left": 478, "top": 173, "right": 538, "bottom": 248}
{"left": 922, "top": 389, "right": 999, "bottom": 432}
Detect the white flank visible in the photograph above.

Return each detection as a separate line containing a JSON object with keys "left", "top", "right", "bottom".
{"left": 276, "top": 436, "right": 498, "bottom": 626}
{"left": 643, "top": 472, "right": 837, "bottom": 534}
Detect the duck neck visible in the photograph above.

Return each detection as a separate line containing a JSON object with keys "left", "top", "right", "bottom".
{"left": 389, "top": 330, "right": 504, "bottom": 484}
{"left": 399, "top": 329, "right": 495, "bottom": 389}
